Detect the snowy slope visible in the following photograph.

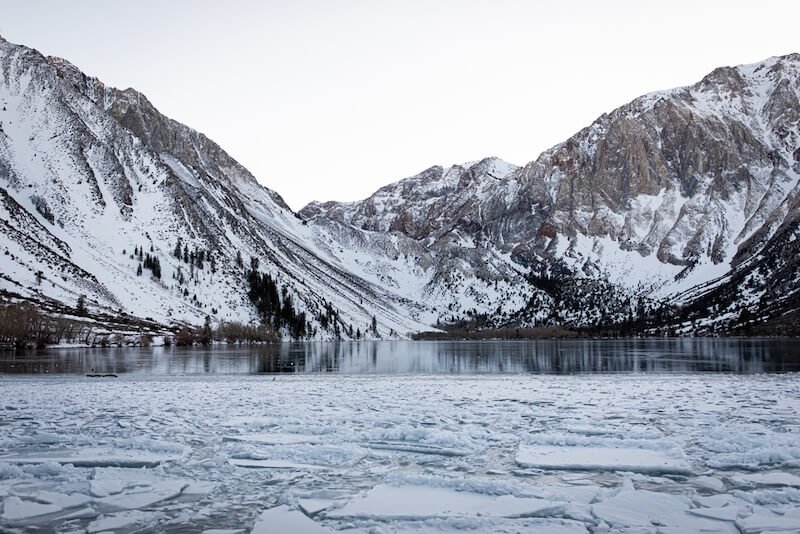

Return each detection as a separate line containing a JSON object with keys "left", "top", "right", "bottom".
{"left": 3, "top": 34, "right": 799, "bottom": 336}
{"left": 303, "top": 54, "right": 800, "bottom": 333}
{"left": 0, "top": 36, "right": 430, "bottom": 338}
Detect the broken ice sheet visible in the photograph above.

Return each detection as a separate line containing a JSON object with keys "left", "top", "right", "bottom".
{"left": 327, "top": 484, "right": 563, "bottom": 520}
{"left": 252, "top": 505, "right": 331, "bottom": 533}
{"left": 1, "top": 496, "right": 63, "bottom": 521}
{"left": 0, "top": 447, "right": 181, "bottom": 468}
{"left": 86, "top": 510, "right": 163, "bottom": 533}
{"left": 516, "top": 444, "right": 695, "bottom": 475}
{"left": 2, "top": 373, "right": 799, "bottom": 532}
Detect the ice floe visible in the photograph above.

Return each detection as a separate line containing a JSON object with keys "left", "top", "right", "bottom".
{"left": 516, "top": 444, "right": 694, "bottom": 474}
{"left": 327, "top": 484, "right": 562, "bottom": 520}
{"left": 251, "top": 505, "right": 331, "bottom": 533}
{"left": 1, "top": 373, "right": 799, "bottom": 532}
{"left": 0, "top": 447, "right": 180, "bottom": 468}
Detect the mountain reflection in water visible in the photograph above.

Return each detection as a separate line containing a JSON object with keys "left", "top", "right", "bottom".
{"left": 2, "top": 338, "right": 799, "bottom": 376}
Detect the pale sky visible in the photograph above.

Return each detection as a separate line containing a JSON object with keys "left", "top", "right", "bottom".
{"left": 2, "top": 0, "right": 799, "bottom": 210}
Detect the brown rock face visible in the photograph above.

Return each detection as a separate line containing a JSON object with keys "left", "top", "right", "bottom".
{"left": 302, "top": 54, "right": 800, "bottom": 329}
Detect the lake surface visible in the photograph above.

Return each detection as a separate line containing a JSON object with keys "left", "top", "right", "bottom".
{"left": 1, "top": 338, "right": 799, "bottom": 375}
{"left": 2, "top": 340, "right": 800, "bottom": 532}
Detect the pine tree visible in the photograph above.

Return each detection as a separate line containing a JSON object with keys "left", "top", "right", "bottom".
{"left": 137, "top": 263, "right": 143, "bottom": 276}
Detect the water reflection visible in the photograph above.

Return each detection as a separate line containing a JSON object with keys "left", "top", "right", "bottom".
{"left": 1, "top": 339, "right": 798, "bottom": 375}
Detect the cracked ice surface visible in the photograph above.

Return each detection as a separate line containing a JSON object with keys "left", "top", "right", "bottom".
{"left": 1, "top": 374, "right": 799, "bottom": 532}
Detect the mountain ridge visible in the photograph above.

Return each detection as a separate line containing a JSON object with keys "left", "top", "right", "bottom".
{"left": 302, "top": 52, "right": 800, "bottom": 334}
{"left": 2, "top": 34, "right": 799, "bottom": 339}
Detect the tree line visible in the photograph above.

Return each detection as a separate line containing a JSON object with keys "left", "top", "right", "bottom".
{"left": 0, "top": 302, "right": 92, "bottom": 348}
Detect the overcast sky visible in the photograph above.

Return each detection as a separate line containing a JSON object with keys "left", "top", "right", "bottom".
{"left": 2, "top": 0, "right": 799, "bottom": 209}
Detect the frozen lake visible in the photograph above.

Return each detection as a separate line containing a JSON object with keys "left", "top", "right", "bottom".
{"left": 1, "top": 340, "right": 800, "bottom": 532}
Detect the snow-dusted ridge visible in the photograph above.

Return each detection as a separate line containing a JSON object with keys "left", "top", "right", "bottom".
{"left": 0, "top": 35, "right": 430, "bottom": 339}
{"left": 304, "top": 53, "right": 800, "bottom": 334}
{"left": 2, "top": 33, "right": 800, "bottom": 336}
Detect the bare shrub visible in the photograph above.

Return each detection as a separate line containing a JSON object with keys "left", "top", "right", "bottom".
{"left": 215, "top": 321, "right": 279, "bottom": 343}
{"left": 175, "top": 327, "right": 198, "bottom": 346}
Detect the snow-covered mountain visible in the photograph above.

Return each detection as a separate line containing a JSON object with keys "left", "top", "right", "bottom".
{"left": 0, "top": 35, "right": 431, "bottom": 339}
{"left": 2, "top": 33, "right": 799, "bottom": 337}
{"left": 303, "top": 54, "right": 800, "bottom": 334}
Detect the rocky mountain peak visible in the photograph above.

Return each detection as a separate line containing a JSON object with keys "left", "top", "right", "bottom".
{"left": 3, "top": 36, "right": 800, "bottom": 337}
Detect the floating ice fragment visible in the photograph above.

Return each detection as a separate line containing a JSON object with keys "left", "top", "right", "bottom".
{"left": 327, "top": 484, "right": 560, "bottom": 520}
{"left": 229, "top": 459, "right": 332, "bottom": 470}
{"left": 251, "top": 505, "right": 331, "bottom": 534}
{"left": 90, "top": 478, "right": 124, "bottom": 497}
{"left": 728, "top": 472, "right": 800, "bottom": 487}
{"left": 688, "top": 506, "right": 742, "bottom": 522}
{"left": 87, "top": 510, "right": 162, "bottom": 533}
{"left": 298, "top": 498, "right": 336, "bottom": 515}
{"left": 183, "top": 481, "right": 216, "bottom": 495}
{"left": 516, "top": 444, "right": 694, "bottom": 475}
{"left": 736, "top": 509, "right": 800, "bottom": 533}
{"left": 591, "top": 489, "right": 691, "bottom": 527}
{"left": 0, "top": 448, "right": 180, "bottom": 468}
{"left": 365, "top": 440, "right": 470, "bottom": 456}
{"left": 96, "top": 480, "right": 187, "bottom": 511}
{"left": 32, "top": 490, "right": 92, "bottom": 509}
{"left": 1, "top": 495, "right": 62, "bottom": 521}
{"left": 693, "top": 475, "right": 726, "bottom": 492}
{"left": 223, "top": 433, "right": 324, "bottom": 445}
{"left": 60, "top": 506, "right": 97, "bottom": 520}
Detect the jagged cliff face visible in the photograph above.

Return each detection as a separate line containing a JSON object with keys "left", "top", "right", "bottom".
{"left": 0, "top": 37, "right": 432, "bottom": 338}
{"left": 303, "top": 54, "right": 800, "bottom": 332}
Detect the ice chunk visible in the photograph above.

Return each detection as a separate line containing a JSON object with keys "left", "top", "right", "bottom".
{"left": 0, "top": 448, "right": 179, "bottom": 468}
{"left": 688, "top": 506, "right": 742, "bottom": 522}
{"left": 365, "top": 440, "right": 470, "bottom": 456}
{"left": 516, "top": 444, "right": 694, "bottom": 475}
{"left": 728, "top": 472, "right": 800, "bottom": 487}
{"left": 693, "top": 475, "right": 726, "bottom": 492}
{"left": 736, "top": 509, "right": 800, "bottom": 533}
{"left": 96, "top": 480, "right": 188, "bottom": 511}
{"left": 87, "top": 510, "right": 162, "bottom": 533}
{"left": 709, "top": 448, "right": 800, "bottom": 470}
{"left": 1, "top": 495, "right": 62, "bottom": 521}
{"left": 222, "top": 433, "right": 324, "bottom": 445}
{"left": 32, "top": 490, "right": 92, "bottom": 509}
{"left": 328, "top": 484, "right": 560, "bottom": 519}
{"left": 183, "top": 481, "right": 216, "bottom": 495}
{"left": 592, "top": 488, "right": 737, "bottom": 532}
{"left": 592, "top": 489, "right": 689, "bottom": 526}
{"left": 90, "top": 478, "right": 124, "bottom": 497}
{"left": 251, "top": 505, "right": 331, "bottom": 534}
{"left": 61, "top": 506, "right": 97, "bottom": 520}
{"left": 230, "top": 459, "right": 332, "bottom": 470}
{"left": 298, "top": 498, "right": 335, "bottom": 515}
